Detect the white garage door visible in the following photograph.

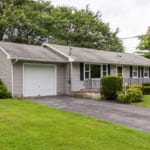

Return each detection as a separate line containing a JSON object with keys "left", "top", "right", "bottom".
{"left": 23, "top": 64, "right": 56, "bottom": 97}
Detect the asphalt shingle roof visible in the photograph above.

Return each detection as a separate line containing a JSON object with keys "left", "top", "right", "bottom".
{"left": 47, "top": 43, "right": 150, "bottom": 66}
{"left": 0, "top": 42, "right": 67, "bottom": 62}
{"left": 0, "top": 41, "right": 150, "bottom": 66}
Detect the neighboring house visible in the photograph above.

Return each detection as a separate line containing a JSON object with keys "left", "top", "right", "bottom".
{"left": 0, "top": 41, "right": 150, "bottom": 97}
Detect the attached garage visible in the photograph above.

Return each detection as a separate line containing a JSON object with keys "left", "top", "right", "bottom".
{"left": 23, "top": 63, "right": 56, "bottom": 97}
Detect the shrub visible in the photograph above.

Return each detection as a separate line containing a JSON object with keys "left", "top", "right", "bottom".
{"left": 142, "top": 83, "right": 150, "bottom": 86}
{"left": 117, "top": 87, "right": 143, "bottom": 104}
{"left": 101, "top": 76, "right": 123, "bottom": 99}
{"left": 0, "top": 79, "right": 11, "bottom": 99}
{"left": 142, "top": 86, "right": 150, "bottom": 94}
{"left": 129, "top": 84, "right": 142, "bottom": 90}
{"left": 0, "top": 79, "right": 4, "bottom": 85}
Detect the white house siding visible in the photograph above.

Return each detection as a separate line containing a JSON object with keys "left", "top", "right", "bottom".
{"left": 64, "top": 63, "right": 71, "bottom": 94}
{"left": 57, "top": 63, "right": 65, "bottom": 95}
{"left": 110, "top": 64, "right": 130, "bottom": 77}
{"left": 0, "top": 50, "right": 12, "bottom": 93}
{"left": 13, "top": 62, "right": 23, "bottom": 97}
{"left": 71, "top": 63, "right": 85, "bottom": 91}
{"left": 13, "top": 61, "right": 66, "bottom": 97}
{"left": 110, "top": 64, "right": 116, "bottom": 76}
{"left": 123, "top": 65, "right": 130, "bottom": 78}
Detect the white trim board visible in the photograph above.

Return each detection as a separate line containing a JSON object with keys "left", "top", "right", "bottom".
{"left": 0, "top": 46, "right": 11, "bottom": 59}
{"left": 42, "top": 43, "right": 74, "bottom": 62}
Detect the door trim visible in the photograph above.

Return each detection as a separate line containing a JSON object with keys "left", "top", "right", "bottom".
{"left": 23, "top": 63, "right": 57, "bottom": 97}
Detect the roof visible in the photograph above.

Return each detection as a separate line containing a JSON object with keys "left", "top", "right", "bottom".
{"left": 45, "top": 43, "right": 150, "bottom": 66}
{"left": 0, "top": 41, "right": 150, "bottom": 66}
{"left": 0, "top": 42, "right": 67, "bottom": 62}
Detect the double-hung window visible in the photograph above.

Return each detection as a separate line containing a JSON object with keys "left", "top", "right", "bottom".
{"left": 85, "top": 64, "right": 90, "bottom": 79}
{"left": 84, "top": 64, "right": 108, "bottom": 79}
{"left": 102, "top": 65, "right": 107, "bottom": 76}
{"left": 132, "top": 66, "right": 138, "bottom": 78}
{"left": 144, "top": 67, "right": 149, "bottom": 78}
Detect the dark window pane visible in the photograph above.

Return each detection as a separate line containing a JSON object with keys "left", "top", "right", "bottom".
{"left": 85, "top": 72, "right": 89, "bottom": 79}
{"left": 85, "top": 64, "right": 89, "bottom": 71}
{"left": 103, "top": 72, "right": 107, "bottom": 76}
{"left": 103, "top": 65, "right": 106, "bottom": 71}
{"left": 117, "top": 66, "right": 122, "bottom": 76}
{"left": 91, "top": 65, "right": 100, "bottom": 78}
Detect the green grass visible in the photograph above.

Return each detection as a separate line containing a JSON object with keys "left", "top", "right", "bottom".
{"left": 0, "top": 100, "right": 150, "bottom": 150}
{"left": 132, "top": 95, "right": 150, "bottom": 108}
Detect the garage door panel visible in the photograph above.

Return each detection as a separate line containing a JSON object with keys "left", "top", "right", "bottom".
{"left": 23, "top": 64, "right": 56, "bottom": 97}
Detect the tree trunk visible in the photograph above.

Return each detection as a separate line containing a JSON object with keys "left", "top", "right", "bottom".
{"left": 0, "top": 32, "right": 3, "bottom": 40}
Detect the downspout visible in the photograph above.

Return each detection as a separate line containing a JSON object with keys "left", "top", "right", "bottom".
{"left": 11, "top": 59, "right": 18, "bottom": 97}
{"left": 69, "top": 46, "right": 73, "bottom": 94}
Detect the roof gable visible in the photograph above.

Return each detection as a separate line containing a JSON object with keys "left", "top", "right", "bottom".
{"left": 0, "top": 42, "right": 67, "bottom": 62}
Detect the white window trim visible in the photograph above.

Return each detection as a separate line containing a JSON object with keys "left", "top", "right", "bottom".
{"left": 84, "top": 64, "right": 91, "bottom": 80}
{"left": 132, "top": 66, "right": 138, "bottom": 78}
{"left": 116, "top": 65, "right": 124, "bottom": 77}
{"left": 144, "top": 67, "right": 149, "bottom": 78}
{"left": 84, "top": 63, "right": 108, "bottom": 80}
{"left": 102, "top": 64, "right": 108, "bottom": 77}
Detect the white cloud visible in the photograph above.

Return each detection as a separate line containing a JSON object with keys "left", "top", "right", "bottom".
{"left": 50, "top": 0, "right": 150, "bottom": 52}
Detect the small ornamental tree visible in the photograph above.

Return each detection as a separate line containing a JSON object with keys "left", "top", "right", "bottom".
{"left": 101, "top": 76, "right": 123, "bottom": 99}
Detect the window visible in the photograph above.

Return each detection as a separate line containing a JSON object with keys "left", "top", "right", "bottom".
{"left": 84, "top": 64, "right": 108, "bottom": 79}
{"left": 117, "top": 66, "right": 122, "bottom": 76}
{"left": 144, "top": 67, "right": 149, "bottom": 78}
{"left": 91, "top": 65, "right": 101, "bottom": 78}
{"left": 85, "top": 64, "right": 90, "bottom": 79}
{"left": 102, "top": 65, "right": 107, "bottom": 76}
{"left": 133, "top": 66, "right": 138, "bottom": 78}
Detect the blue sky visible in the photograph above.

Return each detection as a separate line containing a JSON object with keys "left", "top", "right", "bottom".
{"left": 50, "top": 0, "right": 150, "bottom": 53}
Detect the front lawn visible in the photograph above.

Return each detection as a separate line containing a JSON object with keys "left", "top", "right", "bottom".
{"left": 0, "top": 100, "right": 150, "bottom": 150}
{"left": 132, "top": 95, "right": 150, "bottom": 108}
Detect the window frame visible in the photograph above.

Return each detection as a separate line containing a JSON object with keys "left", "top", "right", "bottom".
{"left": 132, "top": 66, "right": 138, "bottom": 78}
{"left": 84, "top": 63, "right": 108, "bottom": 80}
{"left": 144, "top": 67, "right": 149, "bottom": 78}
{"left": 116, "top": 65, "right": 123, "bottom": 77}
{"left": 84, "top": 64, "right": 90, "bottom": 79}
{"left": 102, "top": 64, "right": 108, "bottom": 76}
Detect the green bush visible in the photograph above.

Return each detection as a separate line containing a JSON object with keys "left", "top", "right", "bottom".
{"left": 0, "top": 79, "right": 4, "bottom": 85}
{"left": 142, "top": 83, "right": 150, "bottom": 86}
{"left": 142, "top": 86, "right": 150, "bottom": 94}
{"left": 0, "top": 79, "right": 11, "bottom": 99}
{"left": 129, "top": 84, "right": 142, "bottom": 90}
{"left": 117, "top": 87, "right": 143, "bottom": 104}
{"left": 101, "top": 76, "right": 123, "bottom": 99}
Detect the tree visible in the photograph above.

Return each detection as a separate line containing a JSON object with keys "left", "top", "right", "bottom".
{"left": 49, "top": 6, "right": 124, "bottom": 52}
{"left": 0, "top": 1, "right": 124, "bottom": 52}
{"left": 0, "top": 0, "right": 53, "bottom": 44}
{"left": 137, "top": 27, "right": 150, "bottom": 58}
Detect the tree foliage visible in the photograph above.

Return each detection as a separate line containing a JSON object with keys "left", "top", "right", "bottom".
{"left": 137, "top": 27, "right": 150, "bottom": 58}
{"left": 0, "top": 0, "right": 124, "bottom": 52}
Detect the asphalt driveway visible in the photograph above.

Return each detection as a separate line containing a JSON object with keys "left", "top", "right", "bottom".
{"left": 29, "top": 96, "right": 150, "bottom": 132}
